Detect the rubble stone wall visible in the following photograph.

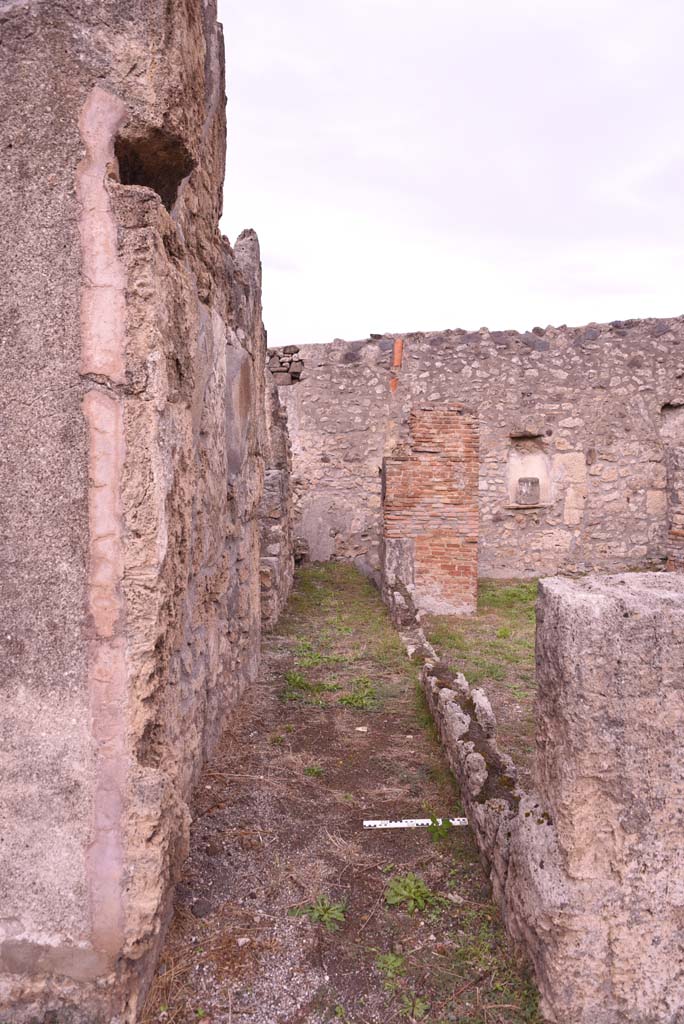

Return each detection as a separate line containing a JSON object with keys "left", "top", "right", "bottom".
{"left": 0, "top": 2, "right": 267, "bottom": 1020}
{"left": 259, "top": 379, "right": 295, "bottom": 629}
{"left": 413, "top": 571, "right": 684, "bottom": 1024}
{"left": 276, "top": 324, "right": 684, "bottom": 577}
{"left": 382, "top": 405, "right": 479, "bottom": 622}
{"left": 661, "top": 403, "right": 684, "bottom": 570}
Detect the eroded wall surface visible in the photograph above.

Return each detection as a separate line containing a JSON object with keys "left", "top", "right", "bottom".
{"left": 414, "top": 571, "right": 684, "bottom": 1024}
{"left": 0, "top": 2, "right": 267, "bottom": 1020}
{"left": 277, "top": 325, "right": 684, "bottom": 577}
{"left": 259, "top": 379, "right": 295, "bottom": 629}
{"left": 530, "top": 573, "right": 684, "bottom": 1022}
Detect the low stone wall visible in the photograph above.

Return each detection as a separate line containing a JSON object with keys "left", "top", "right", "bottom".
{"left": 406, "top": 572, "right": 684, "bottom": 1024}
{"left": 259, "top": 379, "right": 295, "bottom": 628}
{"left": 1, "top": 3, "right": 268, "bottom": 1020}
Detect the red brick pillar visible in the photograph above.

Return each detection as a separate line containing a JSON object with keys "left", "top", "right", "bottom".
{"left": 381, "top": 404, "right": 479, "bottom": 620}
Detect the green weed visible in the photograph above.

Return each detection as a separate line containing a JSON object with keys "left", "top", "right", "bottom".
{"left": 427, "top": 813, "right": 452, "bottom": 844}
{"left": 399, "top": 993, "right": 430, "bottom": 1020}
{"left": 375, "top": 951, "right": 406, "bottom": 992}
{"left": 339, "top": 676, "right": 378, "bottom": 710}
{"left": 385, "top": 873, "right": 434, "bottom": 914}
{"left": 304, "top": 764, "right": 324, "bottom": 778}
{"left": 289, "top": 896, "right": 346, "bottom": 932}
{"left": 280, "top": 669, "right": 340, "bottom": 704}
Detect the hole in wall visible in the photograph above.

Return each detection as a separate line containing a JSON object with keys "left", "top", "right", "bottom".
{"left": 136, "top": 718, "right": 165, "bottom": 768}
{"left": 114, "top": 127, "right": 195, "bottom": 211}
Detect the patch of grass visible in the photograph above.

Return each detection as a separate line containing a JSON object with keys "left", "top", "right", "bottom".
{"left": 478, "top": 579, "right": 538, "bottom": 614}
{"left": 427, "top": 621, "right": 468, "bottom": 651}
{"left": 465, "top": 658, "right": 507, "bottom": 683}
{"left": 295, "top": 638, "right": 351, "bottom": 669}
{"left": 372, "top": 634, "right": 407, "bottom": 670}
{"left": 280, "top": 669, "right": 340, "bottom": 705}
{"left": 295, "top": 639, "right": 328, "bottom": 667}
{"left": 339, "top": 676, "right": 379, "bottom": 710}
{"left": 304, "top": 764, "right": 324, "bottom": 778}
{"left": 510, "top": 685, "right": 530, "bottom": 701}
{"left": 414, "top": 683, "right": 438, "bottom": 742}
{"left": 289, "top": 896, "right": 347, "bottom": 932}
{"left": 385, "top": 873, "right": 434, "bottom": 914}
{"left": 443, "top": 904, "right": 543, "bottom": 1022}
{"left": 426, "top": 579, "right": 539, "bottom": 775}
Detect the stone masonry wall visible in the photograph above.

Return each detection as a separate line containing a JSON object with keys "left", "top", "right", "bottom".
{"left": 1, "top": 3, "right": 267, "bottom": 1021}
{"left": 259, "top": 377, "right": 295, "bottom": 629}
{"left": 410, "top": 571, "right": 684, "bottom": 1024}
{"left": 661, "top": 403, "right": 684, "bottom": 571}
{"left": 276, "top": 323, "right": 684, "bottom": 578}
{"left": 382, "top": 405, "right": 479, "bottom": 621}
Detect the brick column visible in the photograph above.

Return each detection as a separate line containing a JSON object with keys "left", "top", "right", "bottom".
{"left": 381, "top": 404, "right": 479, "bottom": 620}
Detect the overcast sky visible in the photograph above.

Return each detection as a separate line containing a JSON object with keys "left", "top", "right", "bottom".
{"left": 217, "top": 0, "right": 684, "bottom": 346}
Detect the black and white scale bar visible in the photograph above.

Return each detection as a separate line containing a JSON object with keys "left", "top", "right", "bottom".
{"left": 362, "top": 817, "right": 469, "bottom": 830}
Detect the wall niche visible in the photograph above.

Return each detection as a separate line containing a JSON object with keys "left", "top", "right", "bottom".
{"left": 506, "top": 433, "right": 551, "bottom": 508}
{"left": 661, "top": 402, "right": 684, "bottom": 443}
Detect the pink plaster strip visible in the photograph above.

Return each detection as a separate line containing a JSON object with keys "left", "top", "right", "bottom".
{"left": 78, "top": 87, "right": 127, "bottom": 383}
{"left": 77, "top": 87, "right": 128, "bottom": 961}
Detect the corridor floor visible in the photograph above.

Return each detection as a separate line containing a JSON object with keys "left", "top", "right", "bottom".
{"left": 142, "top": 564, "right": 540, "bottom": 1024}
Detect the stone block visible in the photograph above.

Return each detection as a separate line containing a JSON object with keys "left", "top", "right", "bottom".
{"left": 534, "top": 573, "right": 684, "bottom": 1022}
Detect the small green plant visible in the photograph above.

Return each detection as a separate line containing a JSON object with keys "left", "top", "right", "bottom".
{"left": 270, "top": 733, "right": 284, "bottom": 746}
{"left": 375, "top": 951, "right": 406, "bottom": 991}
{"left": 426, "top": 813, "right": 452, "bottom": 844}
{"left": 385, "top": 873, "right": 433, "bottom": 913}
{"left": 339, "top": 676, "right": 378, "bottom": 710}
{"left": 195, "top": 1010, "right": 208, "bottom": 1020}
{"left": 304, "top": 763, "right": 324, "bottom": 777}
{"left": 399, "top": 993, "right": 430, "bottom": 1020}
{"left": 333, "top": 1006, "right": 351, "bottom": 1022}
{"left": 295, "top": 638, "right": 327, "bottom": 667}
{"left": 496, "top": 626, "right": 512, "bottom": 639}
{"left": 289, "top": 896, "right": 346, "bottom": 932}
{"left": 280, "top": 669, "right": 340, "bottom": 704}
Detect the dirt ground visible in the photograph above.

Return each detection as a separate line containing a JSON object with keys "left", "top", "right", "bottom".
{"left": 425, "top": 582, "right": 537, "bottom": 783}
{"left": 141, "top": 565, "right": 541, "bottom": 1024}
